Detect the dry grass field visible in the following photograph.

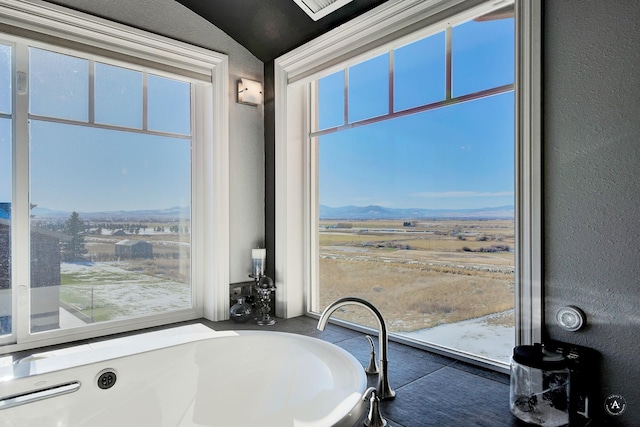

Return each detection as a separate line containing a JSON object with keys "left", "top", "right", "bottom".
{"left": 317, "top": 218, "right": 515, "bottom": 333}
{"left": 57, "top": 217, "right": 514, "bottom": 336}
{"left": 84, "top": 231, "right": 190, "bottom": 283}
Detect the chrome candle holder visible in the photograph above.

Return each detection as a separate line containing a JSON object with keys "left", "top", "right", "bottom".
{"left": 253, "top": 275, "right": 276, "bottom": 326}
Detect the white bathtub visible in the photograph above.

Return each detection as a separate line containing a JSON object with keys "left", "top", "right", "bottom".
{"left": 0, "top": 326, "right": 368, "bottom": 426}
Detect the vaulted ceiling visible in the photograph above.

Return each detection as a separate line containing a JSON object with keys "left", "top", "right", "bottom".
{"left": 174, "top": 0, "right": 389, "bottom": 63}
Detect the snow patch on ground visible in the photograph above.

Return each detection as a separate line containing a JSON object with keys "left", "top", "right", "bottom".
{"left": 399, "top": 310, "right": 514, "bottom": 365}
{"left": 60, "top": 262, "right": 513, "bottom": 364}
{"left": 60, "top": 262, "right": 190, "bottom": 323}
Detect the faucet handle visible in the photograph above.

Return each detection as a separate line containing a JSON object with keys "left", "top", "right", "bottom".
{"left": 363, "top": 387, "right": 388, "bottom": 427}
{"left": 364, "top": 335, "right": 379, "bottom": 375}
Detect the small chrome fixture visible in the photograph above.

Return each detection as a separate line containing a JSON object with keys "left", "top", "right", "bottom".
{"left": 363, "top": 387, "right": 388, "bottom": 427}
{"left": 364, "top": 335, "right": 378, "bottom": 374}
{"left": 0, "top": 381, "right": 80, "bottom": 410}
{"left": 237, "top": 78, "right": 263, "bottom": 106}
{"left": 317, "top": 297, "right": 395, "bottom": 400}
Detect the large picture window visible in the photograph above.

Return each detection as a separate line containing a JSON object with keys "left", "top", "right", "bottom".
{"left": 0, "top": 1, "right": 228, "bottom": 352}
{"left": 312, "top": 6, "right": 515, "bottom": 365}
{"left": 27, "top": 48, "right": 194, "bottom": 333}
{"left": 275, "top": 0, "right": 541, "bottom": 370}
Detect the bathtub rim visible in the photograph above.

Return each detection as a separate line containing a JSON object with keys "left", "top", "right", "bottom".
{"left": 1, "top": 323, "right": 221, "bottom": 382}
{"left": 1, "top": 326, "right": 369, "bottom": 426}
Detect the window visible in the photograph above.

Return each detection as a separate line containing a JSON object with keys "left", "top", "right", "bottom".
{"left": 0, "top": 42, "right": 10, "bottom": 338}
{"left": 0, "top": 1, "right": 229, "bottom": 352}
{"left": 312, "top": 8, "right": 515, "bottom": 365}
{"left": 28, "top": 48, "right": 193, "bottom": 333}
{"left": 275, "top": 0, "right": 541, "bottom": 370}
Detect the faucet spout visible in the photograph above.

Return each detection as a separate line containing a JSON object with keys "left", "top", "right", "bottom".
{"left": 317, "top": 297, "right": 396, "bottom": 400}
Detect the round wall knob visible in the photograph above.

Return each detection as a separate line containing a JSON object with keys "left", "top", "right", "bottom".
{"left": 555, "top": 306, "right": 586, "bottom": 331}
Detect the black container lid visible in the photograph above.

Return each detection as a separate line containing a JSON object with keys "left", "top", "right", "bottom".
{"left": 513, "top": 344, "right": 569, "bottom": 370}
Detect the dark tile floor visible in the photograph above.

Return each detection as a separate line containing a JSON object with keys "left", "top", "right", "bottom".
{"left": 202, "top": 316, "right": 520, "bottom": 427}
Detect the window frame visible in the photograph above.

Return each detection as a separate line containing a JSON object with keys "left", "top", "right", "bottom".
{"left": 274, "top": 0, "right": 541, "bottom": 366}
{"left": 0, "top": 0, "right": 229, "bottom": 353}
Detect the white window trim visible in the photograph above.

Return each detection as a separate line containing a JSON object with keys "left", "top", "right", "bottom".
{"left": 0, "top": 0, "right": 229, "bottom": 353}
{"left": 274, "top": 0, "right": 541, "bottom": 346}
{"left": 514, "top": 0, "right": 542, "bottom": 345}
{"left": 0, "top": 0, "right": 216, "bottom": 81}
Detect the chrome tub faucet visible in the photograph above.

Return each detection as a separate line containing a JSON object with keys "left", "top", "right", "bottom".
{"left": 317, "top": 297, "right": 396, "bottom": 400}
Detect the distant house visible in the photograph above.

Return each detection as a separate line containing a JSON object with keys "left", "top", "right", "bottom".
{"left": 112, "top": 229, "right": 127, "bottom": 236}
{"left": 115, "top": 240, "right": 153, "bottom": 259}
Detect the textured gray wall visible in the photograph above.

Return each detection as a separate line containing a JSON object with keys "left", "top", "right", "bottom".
{"left": 544, "top": 1, "right": 640, "bottom": 425}
{"left": 46, "top": 0, "right": 265, "bottom": 284}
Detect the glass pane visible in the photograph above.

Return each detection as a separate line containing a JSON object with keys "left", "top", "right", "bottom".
{"left": 318, "top": 92, "right": 514, "bottom": 364}
{"left": 148, "top": 74, "right": 190, "bottom": 135}
{"left": 0, "top": 118, "right": 11, "bottom": 336}
{"left": 95, "top": 63, "right": 143, "bottom": 128}
{"left": 394, "top": 31, "right": 446, "bottom": 111}
{"left": 318, "top": 70, "right": 345, "bottom": 130}
{"left": 452, "top": 10, "right": 515, "bottom": 97}
{"left": 348, "top": 53, "right": 389, "bottom": 123}
{"left": 0, "top": 44, "right": 11, "bottom": 114}
{"left": 29, "top": 120, "right": 191, "bottom": 332}
{"left": 29, "top": 48, "right": 89, "bottom": 121}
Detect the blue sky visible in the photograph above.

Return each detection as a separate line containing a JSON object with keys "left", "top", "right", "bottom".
{"left": 1, "top": 46, "right": 191, "bottom": 213}
{"left": 29, "top": 122, "right": 190, "bottom": 212}
{"left": 319, "top": 92, "right": 514, "bottom": 209}
{"left": 1, "top": 14, "right": 513, "bottom": 214}
{"left": 1, "top": 44, "right": 10, "bottom": 205}
{"left": 318, "top": 15, "right": 514, "bottom": 210}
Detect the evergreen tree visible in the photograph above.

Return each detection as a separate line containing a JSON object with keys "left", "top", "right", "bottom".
{"left": 62, "top": 211, "right": 87, "bottom": 262}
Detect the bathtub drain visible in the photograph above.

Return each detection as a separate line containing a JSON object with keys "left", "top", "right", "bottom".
{"left": 97, "top": 370, "right": 117, "bottom": 390}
